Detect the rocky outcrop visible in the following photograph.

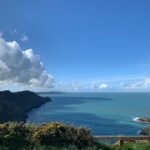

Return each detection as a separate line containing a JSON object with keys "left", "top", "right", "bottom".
{"left": 140, "top": 125, "right": 150, "bottom": 135}
{"left": 0, "top": 90, "right": 51, "bottom": 122}
{"left": 138, "top": 117, "right": 150, "bottom": 123}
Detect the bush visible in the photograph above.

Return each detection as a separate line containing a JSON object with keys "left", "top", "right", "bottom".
{"left": 0, "top": 122, "right": 35, "bottom": 149}
{"left": 0, "top": 122, "right": 112, "bottom": 150}
{"left": 33, "top": 122, "right": 94, "bottom": 148}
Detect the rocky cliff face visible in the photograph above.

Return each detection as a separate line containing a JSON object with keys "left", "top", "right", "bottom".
{"left": 0, "top": 90, "right": 51, "bottom": 122}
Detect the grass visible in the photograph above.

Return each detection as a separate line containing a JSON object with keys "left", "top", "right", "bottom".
{"left": 113, "top": 142, "right": 150, "bottom": 150}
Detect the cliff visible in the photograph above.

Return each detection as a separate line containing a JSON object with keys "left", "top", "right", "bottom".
{"left": 0, "top": 90, "right": 51, "bottom": 122}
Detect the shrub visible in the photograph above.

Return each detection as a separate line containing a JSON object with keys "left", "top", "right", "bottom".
{"left": 0, "top": 122, "right": 35, "bottom": 149}
{"left": 0, "top": 122, "right": 112, "bottom": 150}
{"left": 32, "top": 122, "right": 94, "bottom": 148}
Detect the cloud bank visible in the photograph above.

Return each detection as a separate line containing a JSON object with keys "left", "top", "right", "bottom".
{"left": 120, "top": 77, "right": 150, "bottom": 90}
{"left": 91, "top": 81, "right": 109, "bottom": 90}
{"left": 0, "top": 37, "right": 54, "bottom": 89}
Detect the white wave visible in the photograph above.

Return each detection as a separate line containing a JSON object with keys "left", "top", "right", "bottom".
{"left": 137, "top": 130, "right": 141, "bottom": 135}
{"left": 132, "top": 117, "right": 140, "bottom": 122}
{"left": 132, "top": 117, "right": 150, "bottom": 124}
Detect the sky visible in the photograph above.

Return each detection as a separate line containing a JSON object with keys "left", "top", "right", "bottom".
{"left": 0, "top": 0, "right": 150, "bottom": 91}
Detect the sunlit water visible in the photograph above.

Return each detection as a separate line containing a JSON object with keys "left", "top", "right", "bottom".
{"left": 27, "top": 92, "right": 150, "bottom": 135}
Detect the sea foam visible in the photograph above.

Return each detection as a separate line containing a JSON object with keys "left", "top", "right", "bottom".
{"left": 132, "top": 117, "right": 140, "bottom": 122}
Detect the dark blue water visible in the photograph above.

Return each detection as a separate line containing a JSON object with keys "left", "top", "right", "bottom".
{"left": 27, "top": 92, "right": 150, "bottom": 135}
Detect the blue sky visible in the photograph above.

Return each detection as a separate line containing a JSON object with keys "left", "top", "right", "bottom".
{"left": 0, "top": 0, "right": 150, "bottom": 91}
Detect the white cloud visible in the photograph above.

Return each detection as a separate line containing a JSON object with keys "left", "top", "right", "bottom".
{"left": 56, "top": 81, "right": 85, "bottom": 91}
{"left": 91, "top": 81, "right": 109, "bottom": 90}
{"left": 99, "top": 83, "right": 108, "bottom": 89}
{"left": 90, "top": 81, "right": 97, "bottom": 89}
{"left": 55, "top": 81, "right": 104, "bottom": 91}
{"left": 21, "top": 35, "right": 28, "bottom": 42}
{"left": 0, "top": 37, "right": 54, "bottom": 89}
{"left": 120, "top": 77, "right": 150, "bottom": 90}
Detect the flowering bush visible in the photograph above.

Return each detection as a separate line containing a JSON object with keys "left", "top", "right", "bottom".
{"left": 0, "top": 122, "right": 111, "bottom": 150}
{"left": 0, "top": 122, "right": 35, "bottom": 149}
{"left": 33, "top": 122, "right": 94, "bottom": 148}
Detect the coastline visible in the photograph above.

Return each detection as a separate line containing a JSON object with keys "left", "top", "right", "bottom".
{"left": 23, "top": 92, "right": 52, "bottom": 122}
{"left": 133, "top": 117, "right": 150, "bottom": 124}
{"left": 0, "top": 90, "right": 51, "bottom": 123}
{"left": 27, "top": 92, "right": 148, "bottom": 136}
{"left": 25, "top": 100, "right": 51, "bottom": 123}
{"left": 24, "top": 100, "right": 51, "bottom": 122}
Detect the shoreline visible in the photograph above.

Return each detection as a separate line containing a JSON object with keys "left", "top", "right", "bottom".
{"left": 0, "top": 90, "right": 51, "bottom": 123}
{"left": 24, "top": 100, "right": 51, "bottom": 123}
{"left": 22, "top": 91, "right": 52, "bottom": 123}
{"left": 133, "top": 117, "right": 150, "bottom": 124}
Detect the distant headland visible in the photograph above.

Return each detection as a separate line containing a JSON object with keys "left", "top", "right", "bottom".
{"left": 0, "top": 90, "right": 51, "bottom": 122}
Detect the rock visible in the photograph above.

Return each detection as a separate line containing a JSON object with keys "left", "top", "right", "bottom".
{"left": 138, "top": 117, "right": 150, "bottom": 123}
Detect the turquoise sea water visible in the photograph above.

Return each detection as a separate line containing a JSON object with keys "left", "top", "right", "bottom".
{"left": 27, "top": 92, "right": 150, "bottom": 135}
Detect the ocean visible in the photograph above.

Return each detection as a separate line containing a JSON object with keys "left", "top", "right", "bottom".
{"left": 27, "top": 92, "right": 150, "bottom": 135}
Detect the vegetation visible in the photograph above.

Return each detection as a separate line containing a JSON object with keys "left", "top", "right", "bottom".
{"left": 0, "top": 122, "right": 150, "bottom": 150}
{"left": 113, "top": 142, "right": 150, "bottom": 150}
{"left": 140, "top": 126, "right": 150, "bottom": 136}
{"left": 0, "top": 90, "right": 50, "bottom": 122}
{"left": 0, "top": 122, "right": 111, "bottom": 150}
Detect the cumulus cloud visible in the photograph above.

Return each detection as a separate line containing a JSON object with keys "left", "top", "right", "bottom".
{"left": 99, "top": 83, "right": 108, "bottom": 89}
{"left": 91, "top": 81, "right": 109, "bottom": 90}
{"left": 0, "top": 37, "right": 54, "bottom": 88}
